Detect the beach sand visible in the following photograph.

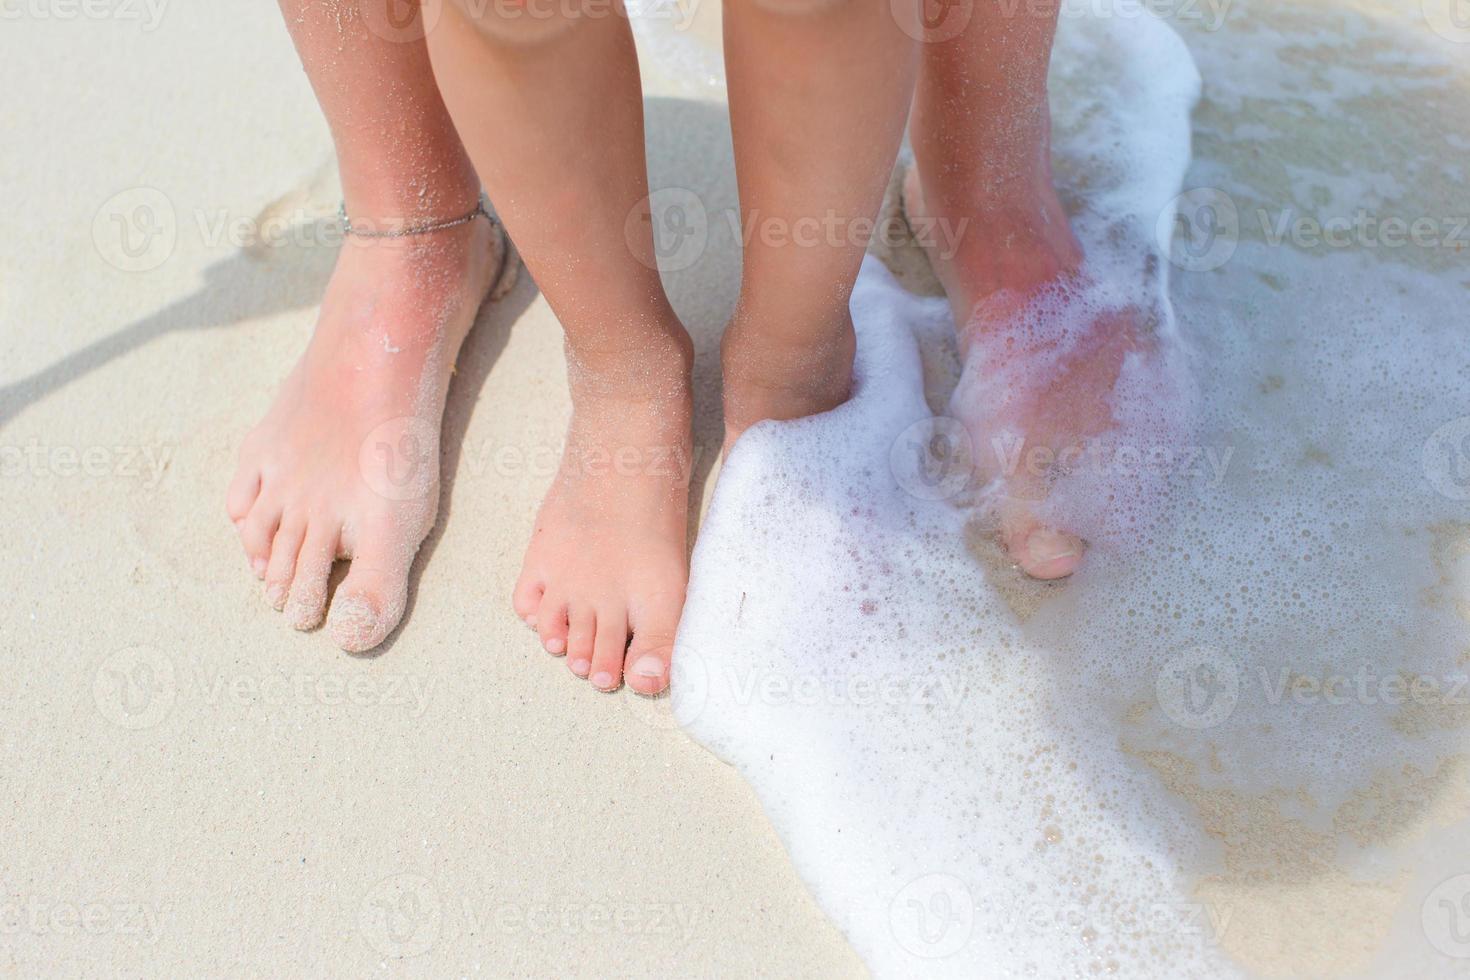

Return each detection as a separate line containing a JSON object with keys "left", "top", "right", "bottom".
{"left": 2, "top": 0, "right": 1467, "bottom": 975}
{"left": 0, "top": 3, "right": 859, "bottom": 974}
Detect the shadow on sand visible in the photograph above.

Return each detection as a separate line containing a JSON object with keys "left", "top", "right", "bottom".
{"left": 1, "top": 96, "right": 742, "bottom": 653}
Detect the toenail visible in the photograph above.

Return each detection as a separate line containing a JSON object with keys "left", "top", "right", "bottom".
{"left": 526, "top": 615, "right": 537, "bottom": 629}
{"left": 631, "top": 654, "right": 666, "bottom": 679}
{"left": 265, "top": 584, "right": 286, "bottom": 609}
{"left": 591, "top": 671, "right": 615, "bottom": 690}
{"left": 570, "top": 659, "right": 591, "bottom": 676}
{"left": 545, "top": 637, "right": 565, "bottom": 654}
{"left": 327, "top": 594, "right": 384, "bottom": 650}
{"left": 1028, "top": 529, "right": 1080, "bottom": 563}
{"left": 251, "top": 557, "right": 267, "bottom": 577}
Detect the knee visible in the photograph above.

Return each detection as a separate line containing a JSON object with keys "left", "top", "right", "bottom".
{"left": 448, "top": 0, "right": 599, "bottom": 46}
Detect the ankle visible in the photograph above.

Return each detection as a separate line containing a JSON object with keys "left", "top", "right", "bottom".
{"left": 910, "top": 167, "right": 1082, "bottom": 317}
{"left": 720, "top": 300, "right": 855, "bottom": 415}
{"left": 723, "top": 291, "right": 854, "bottom": 366}
{"left": 564, "top": 318, "right": 694, "bottom": 398}
{"left": 313, "top": 214, "right": 501, "bottom": 376}
{"left": 338, "top": 169, "right": 483, "bottom": 228}
{"left": 720, "top": 309, "right": 855, "bottom": 446}
{"left": 957, "top": 196, "right": 1082, "bottom": 284}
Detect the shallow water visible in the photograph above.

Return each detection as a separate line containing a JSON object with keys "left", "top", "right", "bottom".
{"left": 640, "top": 1, "right": 1470, "bottom": 976}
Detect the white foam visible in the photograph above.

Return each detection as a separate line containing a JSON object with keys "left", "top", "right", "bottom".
{"left": 669, "top": 4, "right": 1470, "bottom": 977}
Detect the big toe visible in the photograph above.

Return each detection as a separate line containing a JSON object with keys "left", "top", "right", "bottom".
{"left": 327, "top": 554, "right": 409, "bottom": 653}
{"left": 624, "top": 643, "right": 673, "bottom": 696}
{"left": 1007, "top": 524, "right": 1085, "bottom": 581}
{"left": 625, "top": 599, "right": 681, "bottom": 696}
{"left": 327, "top": 585, "right": 405, "bottom": 653}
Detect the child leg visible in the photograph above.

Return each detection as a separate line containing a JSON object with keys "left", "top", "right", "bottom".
{"left": 718, "top": 0, "right": 919, "bottom": 447}
{"left": 427, "top": 0, "right": 694, "bottom": 694}
{"left": 228, "top": 0, "right": 504, "bottom": 651}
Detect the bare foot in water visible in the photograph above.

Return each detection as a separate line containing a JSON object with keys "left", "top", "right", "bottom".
{"left": 904, "top": 166, "right": 1150, "bottom": 581}
{"left": 897, "top": 0, "right": 1189, "bottom": 581}
{"left": 227, "top": 211, "right": 510, "bottom": 651}
{"left": 511, "top": 327, "right": 695, "bottom": 695}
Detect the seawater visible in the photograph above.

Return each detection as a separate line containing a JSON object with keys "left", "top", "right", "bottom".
{"left": 641, "top": 2, "right": 1470, "bottom": 975}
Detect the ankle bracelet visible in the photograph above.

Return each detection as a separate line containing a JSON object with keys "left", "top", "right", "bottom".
{"left": 339, "top": 194, "right": 493, "bottom": 239}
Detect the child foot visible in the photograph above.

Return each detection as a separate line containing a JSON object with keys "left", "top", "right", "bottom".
{"left": 511, "top": 329, "right": 695, "bottom": 695}
{"left": 719, "top": 306, "right": 857, "bottom": 452}
{"left": 904, "top": 166, "right": 1148, "bottom": 581}
{"left": 227, "top": 209, "right": 509, "bottom": 651}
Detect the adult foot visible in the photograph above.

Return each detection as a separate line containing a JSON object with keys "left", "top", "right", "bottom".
{"left": 904, "top": 165, "right": 1149, "bottom": 581}
{"left": 227, "top": 206, "right": 510, "bottom": 651}
{"left": 511, "top": 327, "right": 695, "bottom": 695}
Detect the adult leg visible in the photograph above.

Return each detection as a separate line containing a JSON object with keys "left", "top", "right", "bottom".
{"left": 228, "top": 0, "right": 504, "bottom": 650}
{"left": 907, "top": 1, "right": 1138, "bottom": 580}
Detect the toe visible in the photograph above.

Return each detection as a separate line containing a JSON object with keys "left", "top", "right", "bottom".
{"left": 624, "top": 643, "right": 673, "bottom": 695}
{"left": 263, "top": 515, "right": 306, "bottom": 610}
{"left": 1017, "top": 527, "right": 1085, "bottom": 580}
{"left": 566, "top": 606, "right": 595, "bottom": 671}
{"left": 326, "top": 531, "right": 412, "bottom": 654}
{"left": 536, "top": 592, "right": 569, "bottom": 656}
{"left": 239, "top": 496, "right": 282, "bottom": 579}
{"left": 512, "top": 571, "right": 543, "bottom": 626}
{"left": 626, "top": 590, "right": 682, "bottom": 690}
{"left": 284, "top": 525, "right": 338, "bottom": 631}
{"left": 226, "top": 467, "right": 260, "bottom": 525}
{"left": 1000, "top": 506, "right": 1085, "bottom": 581}
{"left": 588, "top": 606, "right": 630, "bottom": 693}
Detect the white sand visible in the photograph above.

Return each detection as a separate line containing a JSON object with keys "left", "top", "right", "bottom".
{"left": 3, "top": 0, "right": 1467, "bottom": 976}
{"left": 0, "top": 3, "right": 856, "bottom": 974}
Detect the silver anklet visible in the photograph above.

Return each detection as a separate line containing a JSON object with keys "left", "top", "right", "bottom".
{"left": 339, "top": 194, "right": 493, "bottom": 239}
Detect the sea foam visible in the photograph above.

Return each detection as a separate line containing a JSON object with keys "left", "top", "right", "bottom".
{"left": 664, "top": 2, "right": 1470, "bottom": 977}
